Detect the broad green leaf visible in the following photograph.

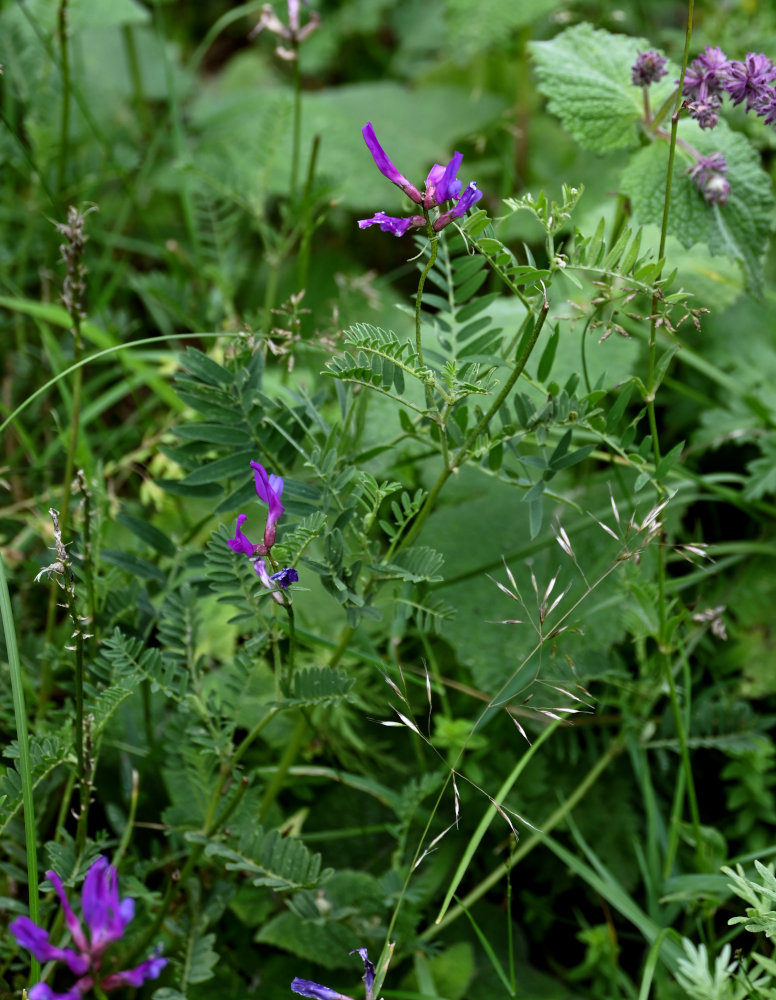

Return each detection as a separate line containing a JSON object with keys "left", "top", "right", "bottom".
{"left": 530, "top": 24, "right": 677, "bottom": 152}
{"left": 621, "top": 119, "right": 774, "bottom": 293}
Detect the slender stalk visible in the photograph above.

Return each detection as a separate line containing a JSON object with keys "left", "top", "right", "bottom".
{"left": 400, "top": 292, "right": 550, "bottom": 552}
{"left": 290, "top": 43, "right": 301, "bottom": 199}
{"left": 256, "top": 713, "right": 309, "bottom": 823}
{"left": 644, "top": 0, "right": 703, "bottom": 867}
{"left": 414, "top": 227, "right": 439, "bottom": 366}
{"left": 1, "top": 552, "right": 40, "bottom": 982}
{"left": 57, "top": 0, "right": 71, "bottom": 198}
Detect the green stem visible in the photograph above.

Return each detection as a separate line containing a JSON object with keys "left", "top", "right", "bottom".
{"left": 256, "top": 713, "right": 309, "bottom": 824}
{"left": 57, "top": 0, "right": 70, "bottom": 198}
{"left": 420, "top": 738, "right": 623, "bottom": 940}
{"left": 0, "top": 552, "right": 40, "bottom": 983}
{"left": 414, "top": 227, "right": 439, "bottom": 366}
{"left": 291, "top": 44, "right": 301, "bottom": 199}
{"left": 400, "top": 293, "right": 550, "bottom": 552}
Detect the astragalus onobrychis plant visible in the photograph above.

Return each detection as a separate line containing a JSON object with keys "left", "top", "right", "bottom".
{"left": 4, "top": 1, "right": 776, "bottom": 998}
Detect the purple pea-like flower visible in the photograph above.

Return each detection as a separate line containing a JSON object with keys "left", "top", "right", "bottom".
{"left": 631, "top": 50, "right": 668, "bottom": 87}
{"left": 357, "top": 211, "right": 425, "bottom": 237}
{"left": 291, "top": 979, "right": 354, "bottom": 1000}
{"left": 228, "top": 461, "right": 285, "bottom": 556}
{"left": 254, "top": 558, "right": 299, "bottom": 603}
{"left": 359, "top": 122, "right": 482, "bottom": 236}
{"left": 725, "top": 52, "right": 776, "bottom": 111}
{"left": 362, "top": 122, "right": 423, "bottom": 204}
{"left": 10, "top": 857, "right": 167, "bottom": 999}
{"left": 682, "top": 45, "right": 731, "bottom": 102}
{"left": 291, "top": 947, "right": 376, "bottom": 1000}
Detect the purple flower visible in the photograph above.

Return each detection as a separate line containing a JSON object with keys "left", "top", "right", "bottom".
{"left": 685, "top": 95, "right": 721, "bottom": 130}
{"left": 357, "top": 211, "right": 425, "bottom": 237}
{"left": 252, "top": 460, "right": 285, "bottom": 548}
{"left": 631, "top": 50, "right": 668, "bottom": 87}
{"left": 254, "top": 558, "right": 299, "bottom": 603}
{"left": 228, "top": 461, "right": 285, "bottom": 556}
{"left": 359, "top": 122, "right": 482, "bottom": 236}
{"left": 362, "top": 122, "right": 423, "bottom": 203}
{"left": 10, "top": 858, "right": 167, "bottom": 998}
{"left": 432, "top": 182, "right": 483, "bottom": 232}
{"left": 725, "top": 52, "right": 776, "bottom": 110}
{"left": 682, "top": 45, "right": 731, "bottom": 101}
{"left": 250, "top": 0, "right": 320, "bottom": 60}
{"left": 291, "top": 947, "right": 376, "bottom": 1000}
{"left": 757, "top": 88, "right": 776, "bottom": 125}
{"left": 291, "top": 979, "right": 354, "bottom": 1000}
{"left": 688, "top": 153, "right": 730, "bottom": 204}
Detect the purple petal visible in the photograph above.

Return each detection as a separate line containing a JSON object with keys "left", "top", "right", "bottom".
{"left": 270, "top": 567, "right": 299, "bottom": 589}
{"left": 45, "top": 870, "right": 88, "bottom": 955}
{"left": 228, "top": 513, "right": 256, "bottom": 556}
{"left": 251, "top": 461, "right": 285, "bottom": 548}
{"left": 357, "top": 211, "right": 424, "bottom": 237}
{"left": 28, "top": 983, "right": 85, "bottom": 1000}
{"left": 349, "top": 948, "right": 375, "bottom": 996}
{"left": 291, "top": 978, "right": 353, "bottom": 1000}
{"left": 434, "top": 152, "right": 463, "bottom": 204}
{"left": 101, "top": 946, "right": 167, "bottom": 989}
{"left": 254, "top": 558, "right": 274, "bottom": 589}
{"left": 362, "top": 123, "right": 423, "bottom": 203}
{"left": 81, "top": 858, "right": 133, "bottom": 955}
{"left": 432, "top": 182, "right": 483, "bottom": 231}
{"left": 10, "top": 917, "right": 89, "bottom": 976}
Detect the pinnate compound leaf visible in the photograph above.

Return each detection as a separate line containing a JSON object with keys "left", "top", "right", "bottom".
{"left": 530, "top": 23, "right": 677, "bottom": 152}
{"left": 202, "top": 827, "right": 331, "bottom": 891}
{"left": 621, "top": 119, "right": 774, "bottom": 293}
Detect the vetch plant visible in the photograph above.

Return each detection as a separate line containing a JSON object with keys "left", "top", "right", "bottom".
{"left": 10, "top": 857, "right": 167, "bottom": 999}
{"left": 292, "top": 948, "right": 376, "bottom": 1000}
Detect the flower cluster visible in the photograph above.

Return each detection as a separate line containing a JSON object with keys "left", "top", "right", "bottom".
{"left": 228, "top": 460, "right": 298, "bottom": 600}
{"left": 358, "top": 122, "right": 482, "bottom": 237}
{"left": 681, "top": 45, "right": 776, "bottom": 128}
{"left": 631, "top": 50, "right": 668, "bottom": 87}
{"left": 292, "top": 948, "right": 376, "bottom": 1000}
{"left": 630, "top": 45, "right": 776, "bottom": 205}
{"left": 250, "top": 0, "right": 319, "bottom": 60}
{"left": 10, "top": 857, "right": 167, "bottom": 1000}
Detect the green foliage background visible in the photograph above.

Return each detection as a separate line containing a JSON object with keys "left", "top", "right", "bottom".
{"left": 2, "top": 1, "right": 776, "bottom": 999}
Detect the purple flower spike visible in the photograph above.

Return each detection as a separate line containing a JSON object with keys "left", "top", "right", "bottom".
{"left": 291, "top": 978, "right": 354, "bottom": 1000}
{"left": 358, "top": 211, "right": 424, "bottom": 237}
{"left": 251, "top": 460, "right": 285, "bottom": 549}
{"left": 726, "top": 52, "right": 776, "bottom": 111}
{"left": 11, "top": 857, "right": 166, "bottom": 999}
{"left": 631, "top": 50, "right": 668, "bottom": 87}
{"left": 362, "top": 123, "right": 423, "bottom": 204}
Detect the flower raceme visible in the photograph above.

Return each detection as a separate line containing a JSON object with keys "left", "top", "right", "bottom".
{"left": 358, "top": 121, "right": 482, "bottom": 237}
{"left": 10, "top": 857, "right": 167, "bottom": 999}
{"left": 228, "top": 460, "right": 298, "bottom": 598}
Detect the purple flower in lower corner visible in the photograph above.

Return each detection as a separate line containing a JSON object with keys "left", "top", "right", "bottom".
{"left": 359, "top": 121, "right": 482, "bottom": 237}
{"left": 292, "top": 947, "right": 377, "bottom": 1000}
{"left": 291, "top": 979, "right": 354, "bottom": 1000}
{"left": 10, "top": 857, "right": 166, "bottom": 999}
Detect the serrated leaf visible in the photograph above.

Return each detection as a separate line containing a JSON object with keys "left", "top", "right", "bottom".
{"left": 530, "top": 24, "right": 677, "bottom": 152}
{"left": 621, "top": 118, "right": 774, "bottom": 293}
